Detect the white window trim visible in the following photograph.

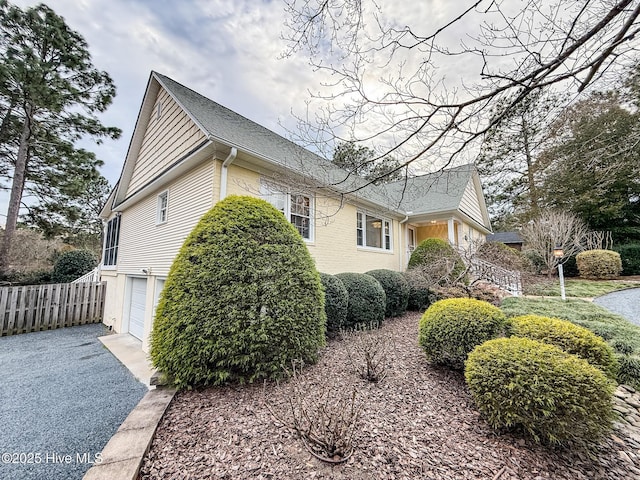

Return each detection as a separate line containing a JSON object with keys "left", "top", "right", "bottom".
{"left": 156, "top": 190, "right": 168, "bottom": 225}
{"left": 102, "top": 215, "right": 121, "bottom": 268}
{"left": 356, "top": 211, "right": 393, "bottom": 252}
{"left": 260, "top": 181, "right": 315, "bottom": 242}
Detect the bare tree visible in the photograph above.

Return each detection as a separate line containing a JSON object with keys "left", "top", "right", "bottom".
{"left": 520, "top": 210, "right": 589, "bottom": 276}
{"left": 282, "top": 0, "right": 640, "bottom": 189}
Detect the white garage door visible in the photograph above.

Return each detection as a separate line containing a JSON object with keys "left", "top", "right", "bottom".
{"left": 129, "top": 278, "right": 147, "bottom": 340}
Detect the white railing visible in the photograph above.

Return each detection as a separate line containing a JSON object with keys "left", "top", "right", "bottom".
{"left": 469, "top": 258, "right": 523, "bottom": 296}
{"left": 71, "top": 267, "right": 100, "bottom": 284}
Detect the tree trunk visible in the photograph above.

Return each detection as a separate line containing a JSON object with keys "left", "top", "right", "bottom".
{"left": 0, "top": 105, "right": 32, "bottom": 275}
{"left": 522, "top": 117, "right": 539, "bottom": 217}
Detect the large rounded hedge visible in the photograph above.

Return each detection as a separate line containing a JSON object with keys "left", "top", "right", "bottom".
{"left": 576, "top": 249, "right": 622, "bottom": 279}
{"left": 52, "top": 249, "right": 97, "bottom": 283}
{"left": 150, "top": 195, "right": 326, "bottom": 388}
{"left": 418, "top": 298, "right": 507, "bottom": 370}
{"left": 615, "top": 243, "right": 640, "bottom": 275}
{"left": 408, "top": 238, "right": 466, "bottom": 282}
{"left": 319, "top": 273, "right": 349, "bottom": 336}
{"left": 509, "top": 315, "right": 618, "bottom": 379}
{"left": 365, "top": 269, "right": 409, "bottom": 317}
{"left": 335, "top": 272, "right": 386, "bottom": 329}
{"left": 465, "top": 337, "right": 615, "bottom": 445}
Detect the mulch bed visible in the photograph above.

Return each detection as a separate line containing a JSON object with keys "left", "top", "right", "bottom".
{"left": 139, "top": 312, "right": 637, "bottom": 479}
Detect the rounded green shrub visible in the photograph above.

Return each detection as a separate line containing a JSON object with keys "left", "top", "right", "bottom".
{"left": 150, "top": 195, "right": 326, "bottom": 388}
{"left": 418, "top": 298, "right": 507, "bottom": 370}
{"left": 576, "top": 249, "right": 622, "bottom": 279}
{"left": 408, "top": 238, "right": 466, "bottom": 283}
{"left": 615, "top": 243, "right": 640, "bottom": 275}
{"left": 52, "top": 249, "right": 97, "bottom": 283}
{"left": 615, "top": 354, "right": 640, "bottom": 390}
{"left": 335, "top": 272, "right": 385, "bottom": 329}
{"left": 365, "top": 269, "right": 409, "bottom": 317}
{"left": 319, "top": 273, "right": 349, "bottom": 336}
{"left": 403, "top": 270, "right": 433, "bottom": 311}
{"left": 465, "top": 337, "right": 616, "bottom": 445}
{"left": 509, "top": 315, "right": 618, "bottom": 379}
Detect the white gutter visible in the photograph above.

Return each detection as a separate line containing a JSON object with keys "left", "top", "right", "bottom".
{"left": 220, "top": 147, "right": 237, "bottom": 200}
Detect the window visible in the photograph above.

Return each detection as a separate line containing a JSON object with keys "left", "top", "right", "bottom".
{"left": 103, "top": 215, "right": 121, "bottom": 266}
{"left": 356, "top": 212, "right": 392, "bottom": 250}
{"left": 261, "top": 183, "right": 313, "bottom": 240}
{"left": 157, "top": 191, "right": 168, "bottom": 224}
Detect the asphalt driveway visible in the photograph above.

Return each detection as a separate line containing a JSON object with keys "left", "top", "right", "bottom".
{"left": 0, "top": 324, "right": 147, "bottom": 480}
{"left": 593, "top": 287, "right": 640, "bottom": 326}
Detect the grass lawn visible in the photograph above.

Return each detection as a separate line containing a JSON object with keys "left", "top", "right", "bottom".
{"left": 501, "top": 297, "right": 640, "bottom": 388}
{"left": 526, "top": 278, "right": 640, "bottom": 298}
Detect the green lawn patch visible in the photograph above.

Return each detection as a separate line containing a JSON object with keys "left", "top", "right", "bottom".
{"left": 526, "top": 279, "right": 640, "bottom": 298}
{"left": 501, "top": 297, "right": 640, "bottom": 389}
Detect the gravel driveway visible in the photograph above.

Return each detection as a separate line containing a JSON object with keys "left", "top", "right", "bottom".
{"left": 593, "top": 287, "right": 640, "bottom": 326}
{"left": 0, "top": 324, "right": 147, "bottom": 480}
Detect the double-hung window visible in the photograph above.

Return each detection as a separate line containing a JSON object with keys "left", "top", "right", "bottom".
{"left": 356, "top": 212, "right": 392, "bottom": 250}
{"left": 261, "top": 183, "right": 314, "bottom": 241}
{"left": 103, "top": 215, "right": 121, "bottom": 267}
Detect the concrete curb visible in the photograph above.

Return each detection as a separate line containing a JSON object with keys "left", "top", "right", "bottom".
{"left": 83, "top": 387, "right": 176, "bottom": 480}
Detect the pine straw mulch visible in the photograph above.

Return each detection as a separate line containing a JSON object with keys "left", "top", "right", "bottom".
{"left": 139, "top": 312, "right": 637, "bottom": 480}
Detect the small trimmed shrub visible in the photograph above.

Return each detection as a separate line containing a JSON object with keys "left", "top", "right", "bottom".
{"left": 408, "top": 238, "right": 466, "bottom": 283}
{"left": 335, "top": 273, "right": 386, "bottom": 329}
{"left": 509, "top": 315, "right": 618, "bottom": 379}
{"left": 52, "top": 249, "right": 97, "bottom": 283}
{"left": 319, "top": 273, "right": 349, "bottom": 336}
{"left": 150, "top": 195, "right": 326, "bottom": 388}
{"left": 562, "top": 255, "right": 579, "bottom": 277}
{"left": 465, "top": 337, "right": 616, "bottom": 445}
{"left": 616, "top": 354, "right": 640, "bottom": 389}
{"left": 576, "top": 249, "right": 622, "bottom": 279}
{"left": 365, "top": 269, "right": 409, "bottom": 317}
{"left": 418, "top": 298, "right": 507, "bottom": 370}
{"left": 403, "top": 270, "right": 433, "bottom": 311}
{"left": 615, "top": 243, "right": 640, "bottom": 276}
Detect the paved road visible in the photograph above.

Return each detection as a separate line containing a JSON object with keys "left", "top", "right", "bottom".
{"left": 0, "top": 324, "right": 147, "bottom": 480}
{"left": 593, "top": 288, "right": 640, "bottom": 326}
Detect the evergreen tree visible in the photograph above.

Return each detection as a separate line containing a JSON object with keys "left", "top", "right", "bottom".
{"left": 0, "top": 1, "right": 120, "bottom": 272}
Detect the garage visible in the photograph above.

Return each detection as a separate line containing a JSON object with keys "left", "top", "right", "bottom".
{"left": 128, "top": 277, "right": 147, "bottom": 340}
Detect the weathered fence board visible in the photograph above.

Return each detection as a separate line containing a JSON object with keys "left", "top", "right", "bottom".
{"left": 0, "top": 282, "right": 106, "bottom": 336}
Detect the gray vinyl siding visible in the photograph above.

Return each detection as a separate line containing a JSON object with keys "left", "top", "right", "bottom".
{"left": 118, "top": 160, "right": 215, "bottom": 277}
{"left": 126, "top": 87, "right": 207, "bottom": 196}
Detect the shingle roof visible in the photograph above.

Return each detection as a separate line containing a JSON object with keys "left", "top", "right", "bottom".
{"left": 152, "top": 72, "right": 485, "bottom": 223}
{"left": 486, "top": 232, "right": 523, "bottom": 244}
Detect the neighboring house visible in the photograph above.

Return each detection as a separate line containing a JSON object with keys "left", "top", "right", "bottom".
{"left": 99, "top": 72, "right": 492, "bottom": 351}
{"left": 486, "top": 232, "right": 524, "bottom": 251}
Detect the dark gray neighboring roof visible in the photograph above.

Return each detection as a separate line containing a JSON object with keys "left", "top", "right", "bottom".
{"left": 486, "top": 232, "right": 523, "bottom": 244}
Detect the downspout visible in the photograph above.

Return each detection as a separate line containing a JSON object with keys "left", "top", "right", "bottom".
{"left": 399, "top": 214, "right": 409, "bottom": 271}
{"left": 219, "top": 147, "right": 237, "bottom": 200}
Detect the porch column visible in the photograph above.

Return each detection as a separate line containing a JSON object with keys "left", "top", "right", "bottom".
{"left": 447, "top": 218, "right": 456, "bottom": 245}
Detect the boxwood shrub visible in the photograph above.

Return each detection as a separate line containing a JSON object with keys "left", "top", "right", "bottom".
{"left": 418, "top": 298, "right": 507, "bottom": 370}
{"left": 335, "top": 272, "right": 386, "bottom": 329}
{"left": 509, "top": 315, "right": 618, "bottom": 379}
{"left": 465, "top": 337, "right": 616, "bottom": 445}
{"left": 576, "top": 249, "right": 622, "bottom": 279}
{"left": 365, "top": 269, "right": 409, "bottom": 317}
{"left": 319, "top": 273, "right": 349, "bottom": 336}
{"left": 408, "top": 238, "right": 466, "bottom": 283}
{"left": 150, "top": 195, "right": 326, "bottom": 388}
{"left": 403, "top": 270, "right": 433, "bottom": 311}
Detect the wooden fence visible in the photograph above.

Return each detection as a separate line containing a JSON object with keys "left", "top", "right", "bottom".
{"left": 0, "top": 281, "right": 106, "bottom": 337}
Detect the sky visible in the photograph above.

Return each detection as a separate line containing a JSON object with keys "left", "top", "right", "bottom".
{"left": 12, "top": 0, "right": 328, "bottom": 189}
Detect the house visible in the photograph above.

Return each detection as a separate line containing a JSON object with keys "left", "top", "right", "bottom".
{"left": 486, "top": 232, "right": 524, "bottom": 251}
{"left": 99, "top": 72, "right": 492, "bottom": 351}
